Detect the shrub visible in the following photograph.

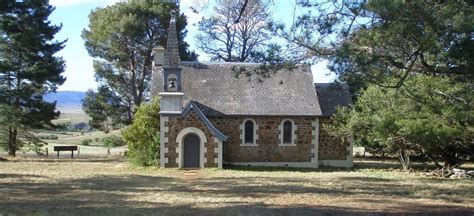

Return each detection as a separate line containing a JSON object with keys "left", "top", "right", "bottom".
{"left": 101, "top": 135, "right": 126, "bottom": 147}
{"left": 326, "top": 76, "right": 474, "bottom": 171}
{"left": 81, "top": 139, "right": 92, "bottom": 146}
{"left": 122, "top": 98, "right": 160, "bottom": 166}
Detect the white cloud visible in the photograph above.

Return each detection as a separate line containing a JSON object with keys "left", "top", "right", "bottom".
{"left": 49, "top": 0, "right": 123, "bottom": 7}
{"left": 311, "top": 60, "right": 337, "bottom": 83}
{"left": 180, "top": 0, "right": 210, "bottom": 12}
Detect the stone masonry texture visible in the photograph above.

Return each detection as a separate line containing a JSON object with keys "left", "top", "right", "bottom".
{"left": 318, "top": 117, "right": 351, "bottom": 160}
{"left": 164, "top": 113, "right": 349, "bottom": 166}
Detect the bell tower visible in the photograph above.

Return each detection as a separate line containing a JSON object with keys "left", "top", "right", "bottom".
{"left": 155, "top": 5, "right": 184, "bottom": 115}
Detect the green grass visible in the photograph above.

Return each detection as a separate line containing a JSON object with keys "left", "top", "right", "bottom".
{"left": 0, "top": 158, "right": 472, "bottom": 215}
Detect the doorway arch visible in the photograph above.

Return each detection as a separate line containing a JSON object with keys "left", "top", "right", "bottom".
{"left": 176, "top": 127, "right": 206, "bottom": 168}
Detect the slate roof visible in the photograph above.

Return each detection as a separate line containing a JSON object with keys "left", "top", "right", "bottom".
{"left": 314, "top": 83, "right": 352, "bottom": 116}
{"left": 172, "top": 62, "right": 323, "bottom": 116}
{"left": 182, "top": 101, "right": 228, "bottom": 141}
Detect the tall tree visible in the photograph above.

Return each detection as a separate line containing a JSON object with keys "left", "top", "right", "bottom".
{"left": 274, "top": 1, "right": 474, "bottom": 172}
{"left": 82, "top": 86, "right": 126, "bottom": 133}
{"left": 195, "top": 0, "right": 271, "bottom": 62}
{"left": 0, "top": 0, "right": 66, "bottom": 156}
{"left": 82, "top": 0, "right": 197, "bottom": 130}
{"left": 272, "top": 1, "right": 473, "bottom": 93}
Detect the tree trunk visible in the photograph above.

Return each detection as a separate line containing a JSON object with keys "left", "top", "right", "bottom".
{"left": 8, "top": 126, "right": 17, "bottom": 157}
{"left": 8, "top": 148, "right": 16, "bottom": 157}
{"left": 398, "top": 149, "right": 411, "bottom": 171}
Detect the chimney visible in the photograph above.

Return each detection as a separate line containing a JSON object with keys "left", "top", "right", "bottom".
{"left": 153, "top": 46, "right": 165, "bottom": 66}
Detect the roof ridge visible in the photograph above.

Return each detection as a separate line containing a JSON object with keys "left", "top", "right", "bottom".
{"left": 182, "top": 101, "right": 228, "bottom": 141}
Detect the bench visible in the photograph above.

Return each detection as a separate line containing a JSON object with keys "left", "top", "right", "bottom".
{"left": 53, "top": 146, "right": 79, "bottom": 158}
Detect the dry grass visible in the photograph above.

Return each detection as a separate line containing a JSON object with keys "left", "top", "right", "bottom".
{"left": 52, "top": 112, "right": 90, "bottom": 125}
{"left": 0, "top": 158, "right": 472, "bottom": 215}
{"left": 45, "top": 130, "right": 122, "bottom": 146}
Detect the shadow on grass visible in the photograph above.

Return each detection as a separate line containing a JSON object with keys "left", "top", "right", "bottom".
{"left": 223, "top": 161, "right": 373, "bottom": 173}
{"left": 6, "top": 157, "right": 126, "bottom": 163}
{"left": 224, "top": 164, "right": 324, "bottom": 172}
{"left": 191, "top": 175, "right": 474, "bottom": 201}
{"left": 224, "top": 159, "right": 441, "bottom": 173}
{"left": 0, "top": 171, "right": 472, "bottom": 215}
{"left": 0, "top": 173, "right": 47, "bottom": 179}
{"left": 1, "top": 158, "right": 473, "bottom": 215}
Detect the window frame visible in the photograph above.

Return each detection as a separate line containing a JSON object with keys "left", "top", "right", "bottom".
{"left": 241, "top": 118, "right": 257, "bottom": 146}
{"left": 279, "top": 119, "right": 296, "bottom": 146}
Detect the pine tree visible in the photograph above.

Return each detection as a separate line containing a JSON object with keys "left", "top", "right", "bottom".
{"left": 82, "top": 0, "right": 197, "bottom": 131}
{"left": 0, "top": 0, "right": 65, "bottom": 156}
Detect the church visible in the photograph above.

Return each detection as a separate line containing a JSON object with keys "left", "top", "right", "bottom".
{"left": 151, "top": 15, "right": 353, "bottom": 169}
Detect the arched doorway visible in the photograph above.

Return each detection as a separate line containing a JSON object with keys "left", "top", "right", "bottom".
{"left": 183, "top": 134, "right": 200, "bottom": 168}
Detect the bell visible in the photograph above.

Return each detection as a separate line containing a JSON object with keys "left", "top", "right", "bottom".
{"left": 168, "top": 79, "right": 176, "bottom": 89}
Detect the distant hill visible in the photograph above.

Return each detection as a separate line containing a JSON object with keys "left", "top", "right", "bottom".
{"left": 44, "top": 91, "right": 85, "bottom": 114}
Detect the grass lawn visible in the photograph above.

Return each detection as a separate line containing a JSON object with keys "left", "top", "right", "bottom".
{"left": 0, "top": 158, "right": 472, "bottom": 215}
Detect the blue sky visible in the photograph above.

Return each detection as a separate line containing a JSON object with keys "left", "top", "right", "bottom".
{"left": 49, "top": 0, "right": 336, "bottom": 91}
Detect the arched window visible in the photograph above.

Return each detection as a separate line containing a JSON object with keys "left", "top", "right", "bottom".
{"left": 283, "top": 120, "right": 292, "bottom": 144}
{"left": 244, "top": 120, "right": 254, "bottom": 144}
{"left": 241, "top": 119, "right": 257, "bottom": 145}
{"left": 280, "top": 119, "right": 296, "bottom": 146}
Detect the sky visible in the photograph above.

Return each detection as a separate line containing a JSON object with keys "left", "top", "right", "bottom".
{"left": 48, "top": 0, "right": 336, "bottom": 91}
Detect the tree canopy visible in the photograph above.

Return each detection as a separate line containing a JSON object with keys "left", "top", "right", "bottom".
{"left": 195, "top": 0, "right": 271, "bottom": 62}
{"left": 82, "top": 0, "right": 197, "bottom": 131}
{"left": 273, "top": 1, "right": 473, "bottom": 91}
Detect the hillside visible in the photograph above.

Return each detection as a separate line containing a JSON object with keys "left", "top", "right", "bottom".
{"left": 44, "top": 91, "right": 85, "bottom": 114}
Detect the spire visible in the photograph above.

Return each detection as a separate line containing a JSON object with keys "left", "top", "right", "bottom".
{"left": 164, "top": 11, "right": 180, "bottom": 68}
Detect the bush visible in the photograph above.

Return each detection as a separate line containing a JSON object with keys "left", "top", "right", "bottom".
{"left": 81, "top": 139, "right": 92, "bottom": 146}
{"left": 122, "top": 98, "right": 160, "bottom": 166}
{"left": 101, "top": 135, "right": 126, "bottom": 147}
{"left": 326, "top": 76, "right": 474, "bottom": 171}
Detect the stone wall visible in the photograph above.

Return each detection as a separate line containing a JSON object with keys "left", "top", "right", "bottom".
{"left": 163, "top": 113, "right": 351, "bottom": 167}
{"left": 318, "top": 117, "right": 351, "bottom": 160}
{"left": 164, "top": 111, "right": 219, "bottom": 168}
{"left": 208, "top": 116, "right": 315, "bottom": 163}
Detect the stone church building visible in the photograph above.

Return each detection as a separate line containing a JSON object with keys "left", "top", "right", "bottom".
{"left": 151, "top": 16, "right": 353, "bottom": 169}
